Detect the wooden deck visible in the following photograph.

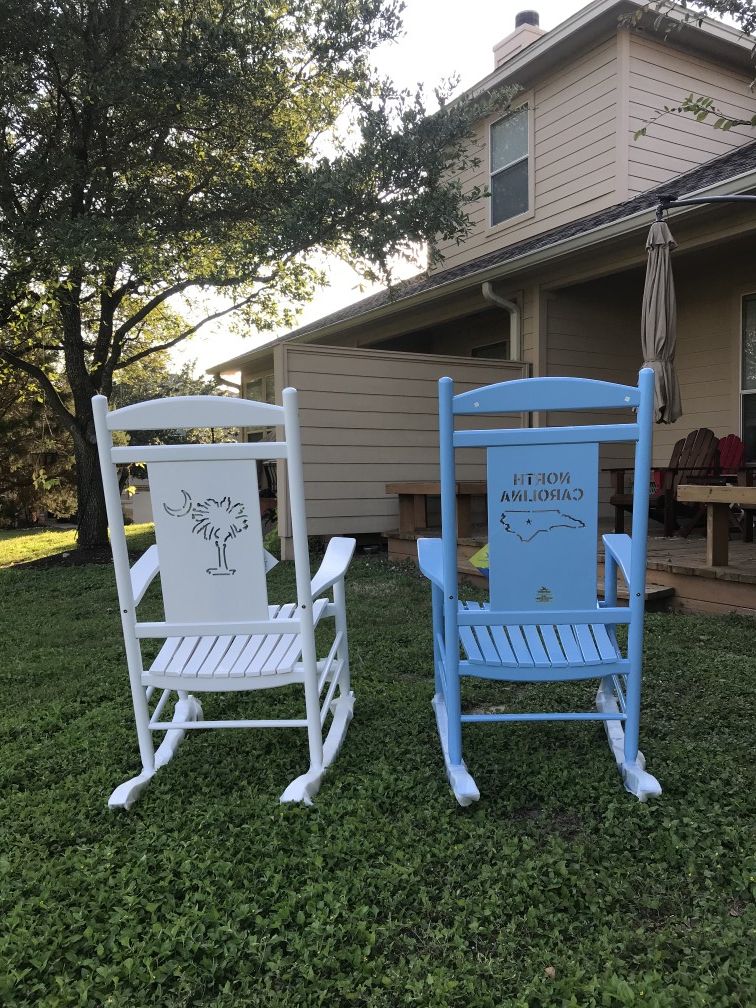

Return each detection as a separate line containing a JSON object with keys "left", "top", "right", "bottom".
{"left": 385, "top": 525, "right": 756, "bottom": 617}
{"left": 609, "top": 530, "right": 756, "bottom": 616}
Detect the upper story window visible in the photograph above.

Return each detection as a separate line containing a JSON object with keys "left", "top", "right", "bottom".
{"left": 742, "top": 294, "right": 756, "bottom": 463}
{"left": 490, "top": 106, "right": 529, "bottom": 225}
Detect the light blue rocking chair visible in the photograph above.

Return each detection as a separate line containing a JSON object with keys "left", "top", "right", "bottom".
{"left": 418, "top": 368, "right": 662, "bottom": 806}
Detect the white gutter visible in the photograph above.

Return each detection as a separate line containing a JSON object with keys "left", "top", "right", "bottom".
{"left": 481, "top": 282, "right": 522, "bottom": 361}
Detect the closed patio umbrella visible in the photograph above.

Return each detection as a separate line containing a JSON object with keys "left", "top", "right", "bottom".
{"left": 641, "top": 219, "right": 682, "bottom": 424}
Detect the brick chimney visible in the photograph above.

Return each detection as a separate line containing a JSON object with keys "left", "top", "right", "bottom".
{"left": 493, "top": 10, "right": 546, "bottom": 68}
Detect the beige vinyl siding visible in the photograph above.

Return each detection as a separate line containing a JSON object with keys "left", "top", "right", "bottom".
{"left": 627, "top": 35, "right": 755, "bottom": 194}
{"left": 433, "top": 37, "right": 620, "bottom": 272}
{"left": 545, "top": 273, "right": 643, "bottom": 514}
{"left": 651, "top": 243, "right": 747, "bottom": 465}
{"left": 277, "top": 344, "right": 527, "bottom": 540}
{"left": 542, "top": 243, "right": 749, "bottom": 505}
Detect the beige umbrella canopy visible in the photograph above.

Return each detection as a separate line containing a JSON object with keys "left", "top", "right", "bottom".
{"left": 641, "top": 219, "right": 682, "bottom": 424}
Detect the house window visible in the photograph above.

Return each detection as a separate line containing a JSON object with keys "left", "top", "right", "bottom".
{"left": 490, "top": 106, "right": 529, "bottom": 225}
{"left": 244, "top": 372, "right": 276, "bottom": 443}
{"left": 244, "top": 374, "right": 275, "bottom": 405}
{"left": 743, "top": 295, "right": 756, "bottom": 463}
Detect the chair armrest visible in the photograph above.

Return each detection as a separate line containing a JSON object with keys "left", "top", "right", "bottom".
{"left": 418, "top": 537, "right": 443, "bottom": 589}
{"left": 130, "top": 545, "right": 160, "bottom": 605}
{"left": 602, "top": 467, "right": 633, "bottom": 474}
{"left": 602, "top": 534, "right": 631, "bottom": 587}
{"left": 310, "top": 537, "right": 356, "bottom": 597}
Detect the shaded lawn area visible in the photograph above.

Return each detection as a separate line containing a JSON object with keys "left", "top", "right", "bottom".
{"left": 0, "top": 528, "right": 754, "bottom": 1008}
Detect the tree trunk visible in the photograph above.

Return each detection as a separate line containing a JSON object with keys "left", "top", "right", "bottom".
{"left": 74, "top": 417, "right": 109, "bottom": 551}
{"left": 56, "top": 281, "right": 111, "bottom": 551}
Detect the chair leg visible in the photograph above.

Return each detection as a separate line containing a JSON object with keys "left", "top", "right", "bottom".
{"left": 109, "top": 688, "right": 203, "bottom": 810}
{"left": 280, "top": 581, "right": 355, "bottom": 805}
{"left": 433, "top": 633, "right": 479, "bottom": 807}
{"left": 595, "top": 674, "right": 661, "bottom": 802}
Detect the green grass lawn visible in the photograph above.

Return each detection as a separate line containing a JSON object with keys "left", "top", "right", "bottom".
{"left": 1, "top": 529, "right": 754, "bottom": 1007}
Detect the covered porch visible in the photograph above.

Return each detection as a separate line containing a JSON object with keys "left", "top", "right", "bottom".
{"left": 386, "top": 521, "right": 756, "bottom": 617}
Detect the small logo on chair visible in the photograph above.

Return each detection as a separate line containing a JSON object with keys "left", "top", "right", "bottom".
{"left": 535, "top": 586, "right": 553, "bottom": 604}
{"left": 163, "top": 491, "right": 249, "bottom": 575}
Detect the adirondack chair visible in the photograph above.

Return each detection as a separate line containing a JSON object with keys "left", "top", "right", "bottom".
{"left": 93, "top": 391, "right": 356, "bottom": 809}
{"left": 418, "top": 369, "right": 662, "bottom": 806}
{"left": 678, "top": 433, "right": 748, "bottom": 539}
{"left": 608, "top": 427, "right": 718, "bottom": 536}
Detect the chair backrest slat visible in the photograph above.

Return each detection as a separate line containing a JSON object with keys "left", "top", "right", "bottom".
{"left": 453, "top": 376, "right": 641, "bottom": 415}
{"left": 106, "top": 395, "right": 283, "bottom": 431}
{"left": 673, "top": 428, "right": 717, "bottom": 489}
{"left": 454, "top": 423, "right": 639, "bottom": 449}
{"left": 717, "top": 433, "right": 745, "bottom": 474}
{"left": 111, "top": 442, "right": 288, "bottom": 464}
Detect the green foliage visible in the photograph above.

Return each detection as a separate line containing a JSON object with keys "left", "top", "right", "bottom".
{"left": 0, "top": 363, "right": 76, "bottom": 526}
{"left": 0, "top": 538, "right": 754, "bottom": 1006}
{"left": 0, "top": 0, "right": 512, "bottom": 545}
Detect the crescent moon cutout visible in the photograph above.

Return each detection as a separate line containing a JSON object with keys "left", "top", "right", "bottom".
{"left": 163, "top": 490, "right": 192, "bottom": 518}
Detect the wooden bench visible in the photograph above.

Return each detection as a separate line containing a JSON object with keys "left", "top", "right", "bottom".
{"left": 677, "top": 484, "right": 756, "bottom": 566}
{"left": 385, "top": 481, "right": 486, "bottom": 538}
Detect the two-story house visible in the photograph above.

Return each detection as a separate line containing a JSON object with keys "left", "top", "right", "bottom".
{"left": 209, "top": 0, "right": 756, "bottom": 567}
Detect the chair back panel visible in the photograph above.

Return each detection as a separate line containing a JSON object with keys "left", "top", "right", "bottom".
{"left": 674, "top": 428, "right": 717, "bottom": 488}
{"left": 718, "top": 434, "right": 745, "bottom": 474}
{"left": 487, "top": 441, "right": 599, "bottom": 612}
{"left": 149, "top": 459, "right": 268, "bottom": 623}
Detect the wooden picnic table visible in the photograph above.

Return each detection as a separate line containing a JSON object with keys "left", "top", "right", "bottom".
{"left": 677, "top": 483, "right": 756, "bottom": 566}
{"left": 385, "top": 480, "right": 486, "bottom": 538}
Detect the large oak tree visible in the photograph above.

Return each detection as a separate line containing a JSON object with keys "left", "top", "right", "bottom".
{"left": 0, "top": 0, "right": 505, "bottom": 549}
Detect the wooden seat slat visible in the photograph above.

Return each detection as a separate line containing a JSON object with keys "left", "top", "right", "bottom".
{"left": 539, "top": 625, "right": 568, "bottom": 666}
{"left": 152, "top": 638, "right": 181, "bottom": 674}
{"left": 555, "top": 625, "right": 584, "bottom": 665}
{"left": 489, "top": 625, "right": 517, "bottom": 665}
{"left": 198, "top": 636, "right": 235, "bottom": 677}
{"left": 591, "top": 624, "right": 618, "bottom": 662}
{"left": 167, "top": 637, "right": 200, "bottom": 675}
{"left": 144, "top": 602, "right": 332, "bottom": 682}
{"left": 458, "top": 616, "right": 621, "bottom": 670}
{"left": 574, "top": 624, "right": 602, "bottom": 665}
{"left": 183, "top": 637, "right": 217, "bottom": 677}
{"left": 506, "top": 625, "right": 535, "bottom": 667}
{"left": 522, "top": 626, "right": 550, "bottom": 667}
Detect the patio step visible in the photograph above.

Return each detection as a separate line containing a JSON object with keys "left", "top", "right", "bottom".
{"left": 597, "top": 581, "right": 675, "bottom": 609}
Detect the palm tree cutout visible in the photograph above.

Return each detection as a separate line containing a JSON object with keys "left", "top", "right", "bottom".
{"left": 164, "top": 491, "right": 249, "bottom": 575}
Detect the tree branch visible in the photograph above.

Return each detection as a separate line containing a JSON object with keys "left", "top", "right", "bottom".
{"left": 113, "top": 289, "right": 271, "bottom": 370}
{"left": 0, "top": 345, "right": 80, "bottom": 444}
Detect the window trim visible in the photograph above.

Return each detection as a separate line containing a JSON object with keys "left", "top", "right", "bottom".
{"left": 487, "top": 96, "right": 535, "bottom": 231}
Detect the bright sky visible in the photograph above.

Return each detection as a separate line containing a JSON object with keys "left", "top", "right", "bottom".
{"left": 171, "top": 1, "right": 636, "bottom": 375}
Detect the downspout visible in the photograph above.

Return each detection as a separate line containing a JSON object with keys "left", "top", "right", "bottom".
{"left": 481, "top": 282, "right": 521, "bottom": 360}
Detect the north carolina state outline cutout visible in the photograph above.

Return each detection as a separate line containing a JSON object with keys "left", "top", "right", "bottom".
{"left": 499, "top": 508, "right": 586, "bottom": 543}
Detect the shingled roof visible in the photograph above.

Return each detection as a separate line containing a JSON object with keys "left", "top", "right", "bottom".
{"left": 209, "top": 139, "right": 756, "bottom": 372}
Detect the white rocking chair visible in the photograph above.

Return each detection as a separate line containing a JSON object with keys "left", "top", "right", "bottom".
{"left": 93, "top": 389, "right": 356, "bottom": 808}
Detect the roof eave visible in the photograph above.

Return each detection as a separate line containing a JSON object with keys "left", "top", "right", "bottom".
{"left": 216, "top": 165, "right": 756, "bottom": 363}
